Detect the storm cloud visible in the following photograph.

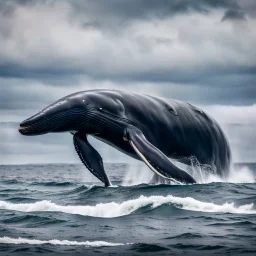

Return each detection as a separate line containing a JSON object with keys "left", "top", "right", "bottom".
{"left": 0, "top": 0, "right": 255, "bottom": 163}
{"left": 1, "top": 0, "right": 256, "bottom": 82}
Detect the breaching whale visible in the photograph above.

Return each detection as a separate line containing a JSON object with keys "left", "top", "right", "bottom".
{"left": 19, "top": 90, "right": 231, "bottom": 186}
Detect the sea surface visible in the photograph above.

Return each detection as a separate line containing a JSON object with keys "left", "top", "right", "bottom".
{"left": 0, "top": 163, "right": 255, "bottom": 255}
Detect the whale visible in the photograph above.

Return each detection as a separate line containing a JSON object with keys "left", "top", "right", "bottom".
{"left": 19, "top": 89, "right": 231, "bottom": 186}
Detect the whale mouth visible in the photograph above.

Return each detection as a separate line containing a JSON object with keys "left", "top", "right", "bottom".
{"left": 19, "top": 123, "right": 49, "bottom": 136}
{"left": 19, "top": 125, "right": 32, "bottom": 135}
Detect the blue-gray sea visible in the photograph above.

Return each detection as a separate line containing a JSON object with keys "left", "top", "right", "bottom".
{"left": 0, "top": 163, "right": 255, "bottom": 255}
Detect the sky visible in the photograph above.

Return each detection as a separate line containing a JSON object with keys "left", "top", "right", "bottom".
{"left": 0, "top": 0, "right": 255, "bottom": 164}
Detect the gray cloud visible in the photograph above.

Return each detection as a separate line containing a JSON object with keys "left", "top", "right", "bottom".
{"left": 222, "top": 9, "right": 246, "bottom": 21}
{"left": 2, "top": 0, "right": 239, "bottom": 17}
{"left": 0, "top": 0, "right": 255, "bottom": 81}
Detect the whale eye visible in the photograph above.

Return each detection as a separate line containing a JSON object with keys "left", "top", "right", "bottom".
{"left": 99, "top": 108, "right": 103, "bottom": 111}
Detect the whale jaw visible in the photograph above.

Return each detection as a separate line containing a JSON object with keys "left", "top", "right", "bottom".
{"left": 18, "top": 124, "right": 48, "bottom": 136}
{"left": 19, "top": 125, "right": 33, "bottom": 136}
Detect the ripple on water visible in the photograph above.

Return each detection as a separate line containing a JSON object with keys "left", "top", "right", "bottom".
{"left": 130, "top": 243, "right": 169, "bottom": 252}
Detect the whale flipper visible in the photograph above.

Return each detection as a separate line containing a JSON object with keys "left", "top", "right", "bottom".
{"left": 125, "top": 127, "right": 196, "bottom": 184}
{"left": 73, "top": 133, "right": 111, "bottom": 187}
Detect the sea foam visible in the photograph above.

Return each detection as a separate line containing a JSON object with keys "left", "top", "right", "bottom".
{"left": 0, "top": 195, "right": 255, "bottom": 218}
{"left": 0, "top": 237, "right": 124, "bottom": 247}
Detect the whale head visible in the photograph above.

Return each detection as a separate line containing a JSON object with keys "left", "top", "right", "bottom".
{"left": 19, "top": 94, "right": 88, "bottom": 136}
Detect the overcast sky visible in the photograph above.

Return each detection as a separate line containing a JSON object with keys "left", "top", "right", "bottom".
{"left": 0, "top": 0, "right": 255, "bottom": 164}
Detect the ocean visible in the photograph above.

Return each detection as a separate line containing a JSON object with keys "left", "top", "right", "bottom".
{"left": 0, "top": 163, "right": 255, "bottom": 255}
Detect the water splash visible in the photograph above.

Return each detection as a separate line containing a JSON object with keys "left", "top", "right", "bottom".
{"left": 182, "top": 157, "right": 255, "bottom": 184}
{"left": 122, "top": 157, "right": 255, "bottom": 186}
{"left": 205, "top": 166, "right": 255, "bottom": 184}
{"left": 122, "top": 162, "right": 152, "bottom": 186}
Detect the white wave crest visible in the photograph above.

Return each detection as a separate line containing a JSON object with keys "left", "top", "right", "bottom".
{"left": 0, "top": 237, "right": 124, "bottom": 247}
{"left": 0, "top": 195, "right": 255, "bottom": 217}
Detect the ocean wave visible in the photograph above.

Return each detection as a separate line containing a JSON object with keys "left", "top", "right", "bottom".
{"left": 0, "top": 195, "right": 255, "bottom": 217}
{"left": 0, "top": 237, "right": 125, "bottom": 247}
{"left": 2, "top": 214, "right": 65, "bottom": 225}
{"left": 164, "top": 232, "right": 203, "bottom": 239}
{"left": 131, "top": 243, "right": 169, "bottom": 252}
{"left": 0, "top": 179, "right": 20, "bottom": 185}
{"left": 31, "top": 181, "right": 75, "bottom": 187}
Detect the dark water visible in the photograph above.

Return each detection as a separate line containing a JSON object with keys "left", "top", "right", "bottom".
{"left": 0, "top": 163, "right": 255, "bottom": 255}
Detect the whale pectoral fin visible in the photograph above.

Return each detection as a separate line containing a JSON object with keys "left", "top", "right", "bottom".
{"left": 125, "top": 127, "right": 196, "bottom": 184}
{"left": 73, "top": 133, "right": 111, "bottom": 187}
